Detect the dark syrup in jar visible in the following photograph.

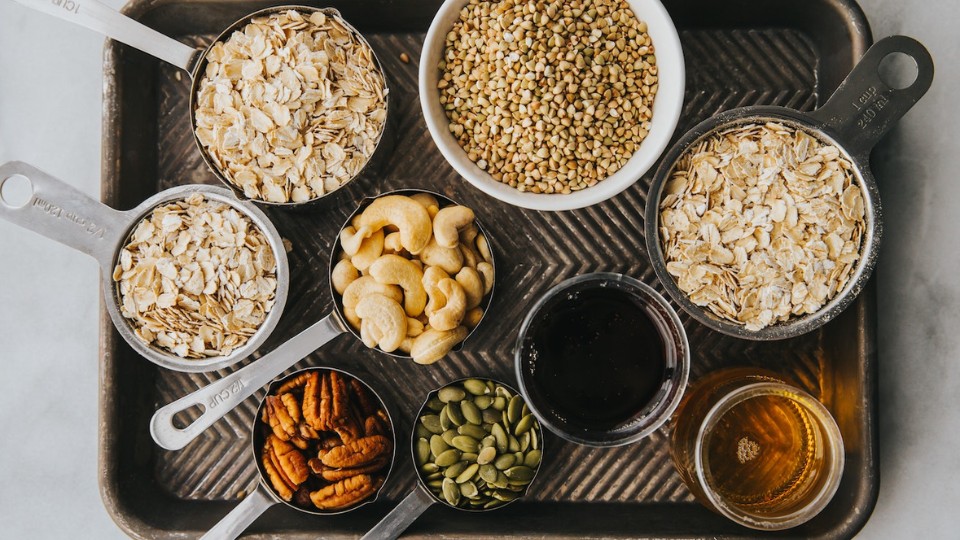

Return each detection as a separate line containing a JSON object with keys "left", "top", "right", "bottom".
{"left": 528, "top": 286, "right": 666, "bottom": 430}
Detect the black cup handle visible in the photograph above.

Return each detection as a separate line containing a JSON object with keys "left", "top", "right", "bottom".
{"left": 809, "top": 35, "right": 934, "bottom": 157}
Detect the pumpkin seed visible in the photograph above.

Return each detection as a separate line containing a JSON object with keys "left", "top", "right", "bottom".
{"left": 425, "top": 471, "right": 443, "bottom": 481}
{"left": 474, "top": 395, "right": 493, "bottom": 409}
{"left": 508, "top": 434, "right": 520, "bottom": 452}
{"left": 458, "top": 424, "right": 487, "bottom": 439}
{"left": 514, "top": 451, "right": 524, "bottom": 463}
{"left": 416, "top": 438, "right": 431, "bottom": 463}
{"left": 435, "top": 448, "right": 462, "bottom": 467}
{"left": 438, "top": 385, "right": 466, "bottom": 403}
{"left": 427, "top": 479, "right": 443, "bottom": 490}
{"left": 415, "top": 423, "right": 432, "bottom": 439}
{"left": 477, "top": 446, "right": 497, "bottom": 465}
{"left": 456, "top": 463, "right": 479, "bottom": 483}
{"left": 491, "top": 423, "right": 508, "bottom": 452}
{"left": 492, "top": 396, "right": 508, "bottom": 410}
{"left": 519, "top": 431, "right": 531, "bottom": 452}
{"left": 459, "top": 480, "right": 479, "bottom": 498}
{"left": 507, "top": 395, "right": 523, "bottom": 424}
{"left": 439, "top": 407, "right": 452, "bottom": 430}
{"left": 426, "top": 396, "right": 445, "bottom": 412}
{"left": 442, "top": 478, "right": 461, "bottom": 506}
{"left": 444, "top": 460, "right": 469, "bottom": 479}
{"left": 514, "top": 413, "right": 535, "bottom": 436}
{"left": 494, "top": 453, "right": 516, "bottom": 470}
{"left": 479, "top": 463, "right": 498, "bottom": 483}
{"left": 442, "top": 429, "right": 458, "bottom": 445}
{"left": 461, "top": 400, "right": 482, "bottom": 425}
{"left": 524, "top": 449, "right": 542, "bottom": 468}
{"left": 482, "top": 408, "right": 502, "bottom": 424}
{"left": 531, "top": 426, "right": 540, "bottom": 450}
{"left": 495, "top": 387, "right": 513, "bottom": 399}
{"left": 430, "top": 435, "right": 450, "bottom": 458}
{"left": 461, "top": 452, "right": 479, "bottom": 462}
{"left": 421, "top": 414, "right": 442, "bottom": 434}
{"left": 492, "top": 489, "right": 519, "bottom": 502}
{"left": 504, "top": 466, "right": 536, "bottom": 482}
{"left": 451, "top": 435, "right": 480, "bottom": 453}
{"left": 522, "top": 402, "right": 530, "bottom": 417}
{"left": 445, "top": 403, "right": 465, "bottom": 426}
{"left": 481, "top": 434, "right": 496, "bottom": 448}
{"left": 483, "top": 499, "right": 502, "bottom": 509}
{"left": 420, "top": 462, "right": 439, "bottom": 474}
{"left": 486, "top": 380, "right": 496, "bottom": 393}
{"left": 493, "top": 471, "right": 510, "bottom": 488}
{"left": 463, "top": 379, "right": 488, "bottom": 396}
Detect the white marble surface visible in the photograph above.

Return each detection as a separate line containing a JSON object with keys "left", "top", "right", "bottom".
{"left": 0, "top": 0, "right": 957, "bottom": 538}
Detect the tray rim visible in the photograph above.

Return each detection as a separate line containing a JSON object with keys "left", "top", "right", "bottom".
{"left": 97, "top": 0, "right": 878, "bottom": 538}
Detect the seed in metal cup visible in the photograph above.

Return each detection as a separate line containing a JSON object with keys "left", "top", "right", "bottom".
{"left": 515, "top": 273, "right": 689, "bottom": 447}
{"left": 362, "top": 378, "right": 544, "bottom": 540}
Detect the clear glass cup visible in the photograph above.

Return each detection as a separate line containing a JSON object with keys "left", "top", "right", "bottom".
{"left": 670, "top": 368, "right": 844, "bottom": 530}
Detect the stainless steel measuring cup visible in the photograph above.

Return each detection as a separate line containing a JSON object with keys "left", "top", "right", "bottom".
{"left": 644, "top": 35, "right": 934, "bottom": 340}
{"left": 201, "top": 366, "right": 396, "bottom": 540}
{"left": 151, "top": 190, "right": 497, "bottom": 450}
{"left": 9, "top": 0, "right": 389, "bottom": 207}
{"left": 362, "top": 378, "right": 544, "bottom": 540}
{"left": 0, "top": 161, "right": 289, "bottom": 372}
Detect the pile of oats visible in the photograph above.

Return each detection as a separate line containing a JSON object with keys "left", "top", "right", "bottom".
{"left": 113, "top": 194, "right": 278, "bottom": 358}
{"left": 439, "top": 0, "right": 658, "bottom": 194}
{"left": 659, "top": 122, "right": 866, "bottom": 331}
{"left": 195, "top": 10, "right": 387, "bottom": 203}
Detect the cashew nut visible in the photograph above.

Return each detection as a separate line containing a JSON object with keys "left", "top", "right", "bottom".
{"left": 456, "top": 267, "right": 484, "bottom": 309}
{"left": 383, "top": 232, "right": 405, "bottom": 255}
{"left": 432, "top": 206, "right": 476, "bottom": 249}
{"left": 355, "top": 293, "right": 407, "bottom": 353}
{"left": 459, "top": 223, "right": 479, "bottom": 245}
{"left": 398, "top": 337, "right": 415, "bottom": 354}
{"left": 410, "top": 193, "right": 439, "bottom": 210}
{"left": 350, "top": 228, "right": 384, "bottom": 272}
{"left": 341, "top": 276, "right": 403, "bottom": 330}
{"left": 357, "top": 195, "right": 432, "bottom": 254}
{"left": 421, "top": 237, "right": 464, "bottom": 275}
{"left": 429, "top": 278, "right": 467, "bottom": 331}
{"left": 422, "top": 266, "right": 450, "bottom": 291}
{"left": 460, "top": 243, "right": 479, "bottom": 269}
{"left": 339, "top": 225, "right": 365, "bottom": 256}
{"left": 407, "top": 317, "right": 425, "bottom": 337}
{"left": 360, "top": 318, "right": 382, "bottom": 349}
{"left": 476, "top": 262, "right": 494, "bottom": 295}
{"left": 422, "top": 266, "right": 450, "bottom": 315}
{"left": 475, "top": 233, "right": 492, "bottom": 263}
{"left": 464, "top": 307, "right": 484, "bottom": 328}
{"left": 369, "top": 254, "right": 427, "bottom": 317}
{"left": 331, "top": 259, "right": 359, "bottom": 295}
{"left": 410, "top": 326, "right": 468, "bottom": 365}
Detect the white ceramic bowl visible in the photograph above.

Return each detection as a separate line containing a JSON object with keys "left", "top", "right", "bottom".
{"left": 420, "top": 0, "right": 685, "bottom": 211}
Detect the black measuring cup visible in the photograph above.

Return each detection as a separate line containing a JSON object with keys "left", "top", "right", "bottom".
{"left": 10, "top": 0, "right": 389, "bottom": 207}
{"left": 362, "top": 378, "right": 544, "bottom": 540}
{"left": 645, "top": 35, "right": 934, "bottom": 340}
{"left": 151, "top": 190, "right": 496, "bottom": 450}
{"left": 200, "top": 366, "right": 396, "bottom": 539}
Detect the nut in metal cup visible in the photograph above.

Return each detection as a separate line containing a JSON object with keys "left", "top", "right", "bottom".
{"left": 514, "top": 272, "right": 690, "bottom": 447}
{"left": 669, "top": 367, "right": 845, "bottom": 531}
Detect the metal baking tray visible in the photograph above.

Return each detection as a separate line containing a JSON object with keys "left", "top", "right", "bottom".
{"left": 99, "top": 0, "right": 877, "bottom": 537}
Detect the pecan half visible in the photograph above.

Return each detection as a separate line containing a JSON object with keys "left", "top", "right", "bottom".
{"left": 350, "top": 379, "right": 378, "bottom": 417}
{"left": 302, "top": 371, "right": 323, "bottom": 430}
{"left": 309, "top": 474, "right": 382, "bottom": 510}
{"left": 276, "top": 372, "right": 312, "bottom": 394}
{"left": 269, "top": 435, "right": 309, "bottom": 486}
{"left": 320, "top": 455, "right": 390, "bottom": 482}
{"left": 263, "top": 440, "right": 295, "bottom": 501}
{"left": 265, "top": 395, "right": 299, "bottom": 441}
{"left": 321, "top": 435, "right": 391, "bottom": 469}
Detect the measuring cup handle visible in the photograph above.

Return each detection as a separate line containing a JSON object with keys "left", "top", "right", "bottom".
{"left": 362, "top": 487, "right": 436, "bottom": 540}
{"left": 0, "top": 161, "right": 128, "bottom": 268}
{"left": 810, "top": 35, "right": 934, "bottom": 158}
{"left": 200, "top": 484, "right": 277, "bottom": 540}
{"left": 9, "top": 0, "right": 200, "bottom": 72}
{"left": 149, "top": 313, "right": 347, "bottom": 451}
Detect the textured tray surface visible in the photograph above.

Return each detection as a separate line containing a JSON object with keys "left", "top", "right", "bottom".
{"left": 100, "top": 0, "right": 875, "bottom": 538}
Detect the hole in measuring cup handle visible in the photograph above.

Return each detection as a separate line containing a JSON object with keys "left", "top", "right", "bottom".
{"left": 0, "top": 174, "right": 34, "bottom": 208}
{"left": 878, "top": 52, "right": 919, "bottom": 90}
